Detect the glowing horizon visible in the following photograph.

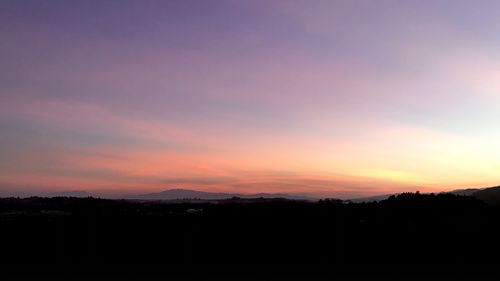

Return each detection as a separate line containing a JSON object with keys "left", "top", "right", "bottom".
{"left": 2, "top": 1, "right": 500, "bottom": 198}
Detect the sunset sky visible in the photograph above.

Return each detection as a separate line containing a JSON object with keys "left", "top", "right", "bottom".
{"left": 2, "top": 1, "right": 500, "bottom": 198}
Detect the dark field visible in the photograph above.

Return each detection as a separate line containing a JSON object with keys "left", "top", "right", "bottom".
{"left": 1, "top": 193, "right": 500, "bottom": 274}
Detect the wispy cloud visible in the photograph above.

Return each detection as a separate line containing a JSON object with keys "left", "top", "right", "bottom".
{"left": 3, "top": 1, "right": 500, "bottom": 196}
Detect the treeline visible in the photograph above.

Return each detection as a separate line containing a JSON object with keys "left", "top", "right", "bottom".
{"left": 0, "top": 193, "right": 499, "bottom": 267}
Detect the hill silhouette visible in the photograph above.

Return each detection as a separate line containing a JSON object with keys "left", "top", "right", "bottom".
{"left": 126, "top": 188, "right": 313, "bottom": 201}
{"left": 443, "top": 185, "right": 500, "bottom": 205}
{"left": 349, "top": 185, "right": 500, "bottom": 205}
{"left": 470, "top": 185, "right": 500, "bottom": 205}
{"left": 1, "top": 191, "right": 500, "bottom": 275}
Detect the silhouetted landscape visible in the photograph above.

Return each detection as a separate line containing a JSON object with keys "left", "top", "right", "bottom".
{"left": 2, "top": 190, "right": 500, "bottom": 273}
{"left": 124, "top": 188, "right": 314, "bottom": 201}
{"left": 5, "top": 0, "right": 500, "bottom": 276}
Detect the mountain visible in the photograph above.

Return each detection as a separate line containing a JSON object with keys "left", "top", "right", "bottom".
{"left": 445, "top": 186, "right": 500, "bottom": 205}
{"left": 449, "top": 188, "right": 482, "bottom": 196}
{"left": 470, "top": 186, "right": 500, "bottom": 205}
{"left": 126, "top": 188, "right": 314, "bottom": 201}
{"left": 348, "top": 188, "right": 484, "bottom": 203}
{"left": 128, "top": 189, "right": 236, "bottom": 200}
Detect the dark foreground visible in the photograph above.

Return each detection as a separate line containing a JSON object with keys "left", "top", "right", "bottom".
{"left": 1, "top": 193, "right": 500, "bottom": 275}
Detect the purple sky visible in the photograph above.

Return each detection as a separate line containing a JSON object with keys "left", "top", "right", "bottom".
{"left": 2, "top": 1, "right": 500, "bottom": 198}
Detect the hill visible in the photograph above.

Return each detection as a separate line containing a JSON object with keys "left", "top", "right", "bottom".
{"left": 125, "top": 188, "right": 313, "bottom": 201}
{"left": 470, "top": 186, "right": 500, "bottom": 205}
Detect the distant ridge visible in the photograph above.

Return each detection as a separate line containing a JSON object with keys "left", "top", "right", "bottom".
{"left": 348, "top": 186, "right": 500, "bottom": 204}
{"left": 24, "top": 186, "right": 500, "bottom": 204}
{"left": 469, "top": 186, "right": 500, "bottom": 205}
{"left": 126, "top": 188, "right": 314, "bottom": 201}
{"left": 445, "top": 186, "right": 500, "bottom": 205}
{"left": 347, "top": 194, "right": 394, "bottom": 203}
{"left": 448, "top": 188, "right": 482, "bottom": 196}
{"left": 45, "top": 190, "right": 91, "bottom": 198}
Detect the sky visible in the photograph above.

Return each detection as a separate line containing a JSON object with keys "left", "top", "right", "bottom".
{"left": 2, "top": 1, "right": 500, "bottom": 198}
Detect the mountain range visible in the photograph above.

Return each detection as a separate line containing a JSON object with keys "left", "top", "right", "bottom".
{"left": 124, "top": 189, "right": 314, "bottom": 201}
{"left": 350, "top": 186, "right": 500, "bottom": 205}
{"left": 37, "top": 185, "right": 500, "bottom": 205}
{"left": 467, "top": 186, "right": 500, "bottom": 205}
